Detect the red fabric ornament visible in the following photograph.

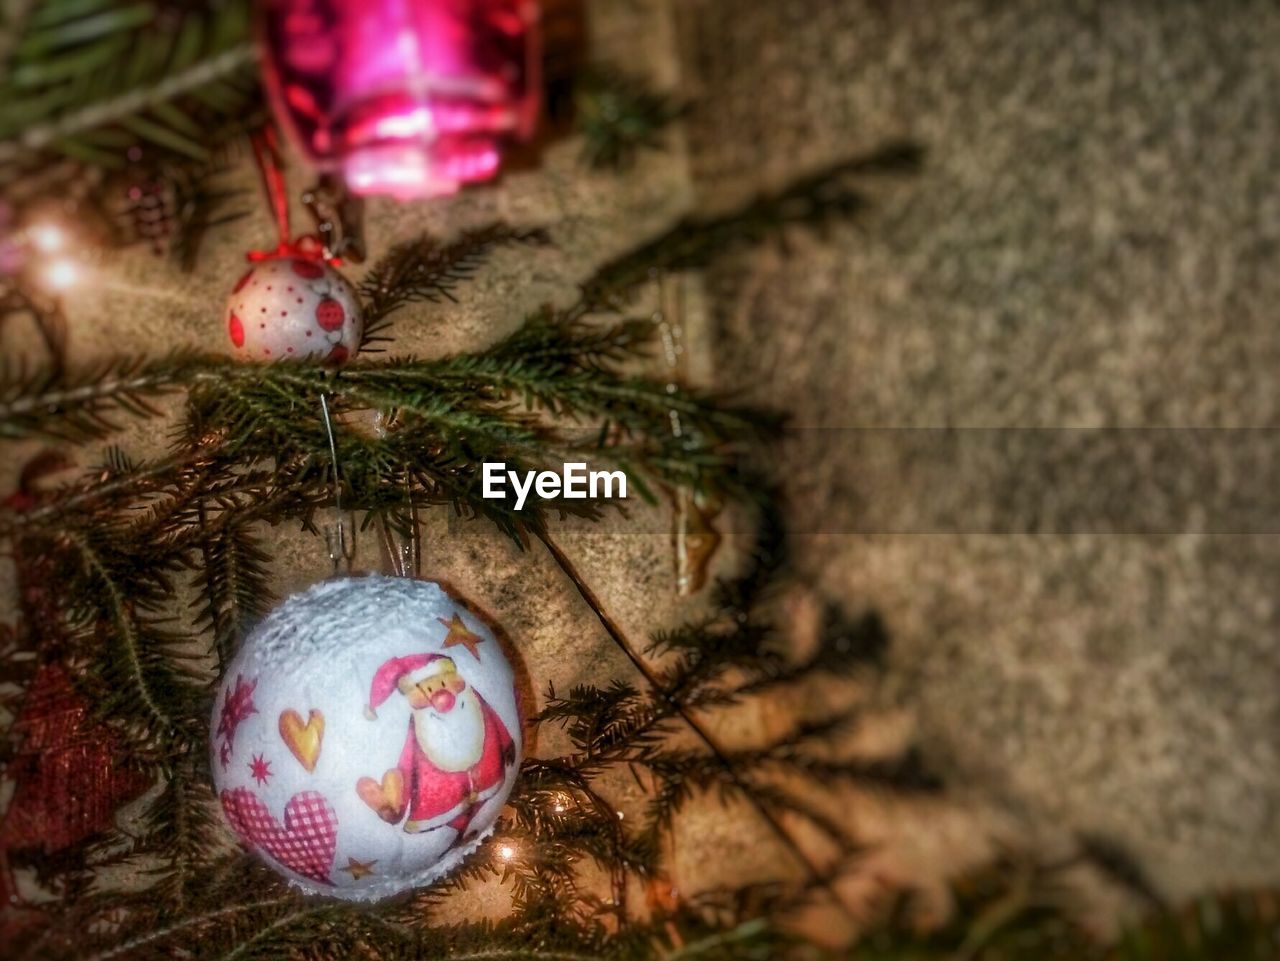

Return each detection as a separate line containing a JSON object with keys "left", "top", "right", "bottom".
{"left": 0, "top": 665, "right": 150, "bottom": 854}
{"left": 0, "top": 850, "right": 17, "bottom": 907}
{"left": 1, "top": 454, "right": 150, "bottom": 857}
{"left": 246, "top": 127, "right": 338, "bottom": 265}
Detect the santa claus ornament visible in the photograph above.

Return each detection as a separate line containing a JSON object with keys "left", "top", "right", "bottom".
{"left": 209, "top": 575, "right": 522, "bottom": 900}
{"left": 225, "top": 254, "right": 363, "bottom": 364}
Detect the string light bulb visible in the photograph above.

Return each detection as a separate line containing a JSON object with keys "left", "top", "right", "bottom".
{"left": 28, "top": 222, "right": 65, "bottom": 253}
{"left": 41, "top": 259, "right": 81, "bottom": 292}
{"left": 498, "top": 844, "right": 516, "bottom": 861}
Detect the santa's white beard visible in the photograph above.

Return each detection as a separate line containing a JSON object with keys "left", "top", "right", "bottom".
{"left": 413, "top": 690, "right": 485, "bottom": 772}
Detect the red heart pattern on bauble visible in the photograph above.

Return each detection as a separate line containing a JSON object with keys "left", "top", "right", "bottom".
{"left": 221, "top": 787, "right": 337, "bottom": 885}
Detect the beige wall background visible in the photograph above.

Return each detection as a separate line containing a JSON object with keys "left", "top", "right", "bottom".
{"left": 679, "top": 0, "right": 1280, "bottom": 905}
{"left": 3, "top": 0, "right": 1278, "bottom": 930}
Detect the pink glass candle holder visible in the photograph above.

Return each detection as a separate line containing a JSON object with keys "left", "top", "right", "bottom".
{"left": 262, "top": 0, "right": 541, "bottom": 199}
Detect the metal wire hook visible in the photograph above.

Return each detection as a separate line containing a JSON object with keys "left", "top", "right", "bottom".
{"left": 319, "top": 392, "right": 356, "bottom": 572}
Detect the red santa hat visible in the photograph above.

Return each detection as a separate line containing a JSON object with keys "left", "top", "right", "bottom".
{"left": 364, "top": 653, "right": 453, "bottom": 720}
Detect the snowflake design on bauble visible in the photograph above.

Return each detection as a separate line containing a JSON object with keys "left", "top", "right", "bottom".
{"left": 216, "top": 674, "right": 258, "bottom": 762}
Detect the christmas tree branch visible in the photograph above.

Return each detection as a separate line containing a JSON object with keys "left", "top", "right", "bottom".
{"left": 193, "top": 519, "right": 274, "bottom": 670}
{"left": 0, "top": 0, "right": 259, "bottom": 178}
{"left": 0, "top": 46, "right": 257, "bottom": 165}
{"left": 0, "top": 351, "right": 226, "bottom": 441}
{"left": 72, "top": 896, "right": 293, "bottom": 961}
{"left": 210, "top": 904, "right": 340, "bottom": 961}
{"left": 17, "top": 468, "right": 926, "bottom": 959}
{"left": 575, "top": 141, "right": 923, "bottom": 313}
{"left": 360, "top": 224, "right": 552, "bottom": 340}
{"left": 662, "top": 918, "right": 771, "bottom": 961}
{"left": 0, "top": 145, "right": 939, "bottom": 959}
{"left": 576, "top": 69, "right": 683, "bottom": 171}
{"left": 1, "top": 319, "right": 763, "bottom": 549}
{"left": 533, "top": 529, "right": 860, "bottom": 925}
{"left": 126, "top": 754, "right": 226, "bottom": 906}
{"left": 65, "top": 531, "right": 182, "bottom": 738}
{"left": 1, "top": 447, "right": 222, "bottom": 531}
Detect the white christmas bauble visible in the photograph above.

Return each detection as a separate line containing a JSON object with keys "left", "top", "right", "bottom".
{"left": 210, "top": 576, "right": 524, "bottom": 900}
{"left": 225, "top": 256, "right": 363, "bottom": 364}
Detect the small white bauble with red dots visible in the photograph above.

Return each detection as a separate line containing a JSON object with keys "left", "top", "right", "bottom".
{"left": 226, "top": 255, "right": 363, "bottom": 364}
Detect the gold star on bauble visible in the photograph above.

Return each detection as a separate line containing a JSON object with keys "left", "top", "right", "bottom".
{"left": 343, "top": 857, "right": 377, "bottom": 880}
{"left": 439, "top": 613, "right": 484, "bottom": 659}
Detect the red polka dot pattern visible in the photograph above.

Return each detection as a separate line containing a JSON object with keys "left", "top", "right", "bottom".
{"left": 225, "top": 256, "right": 362, "bottom": 364}
{"left": 316, "top": 298, "right": 345, "bottom": 331}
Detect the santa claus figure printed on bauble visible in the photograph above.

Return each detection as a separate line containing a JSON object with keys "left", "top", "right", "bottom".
{"left": 209, "top": 576, "right": 523, "bottom": 902}
{"left": 361, "top": 651, "right": 516, "bottom": 840}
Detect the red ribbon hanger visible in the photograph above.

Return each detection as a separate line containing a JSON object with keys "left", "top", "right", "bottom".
{"left": 248, "top": 124, "right": 341, "bottom": 266}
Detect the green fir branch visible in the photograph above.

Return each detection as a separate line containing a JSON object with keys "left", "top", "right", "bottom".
{"left": 192, "top": 520, "right": 273, "bottom": 670}
{"left": 576, "top": 68, "right": 682, "bottom": 170}
{"left": 0, "top": 350, "right": 226, "bottom": 441}
{"left": 360, "top": 224, "right": 552, "bottom": 341}
{"left": 578, "top": 143, "right": 923, "bottom": 313}
{"left": 0, "top": 0, "right": 259, "bottom": 178}
{"left": 62, "top": 529, "right": 195, "bottom": 743}
{"left": 0, "top": 147, "right": 944, "bottom": 961}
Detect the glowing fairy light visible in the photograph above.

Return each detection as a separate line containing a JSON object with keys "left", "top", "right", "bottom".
{"left": 41, "top": 259, "right": 81, "bottom": 292}
{"left": 28, "top": 222, "right": 65, "bottom": 253}
{"left": 498, "top": 844, "right": 516, "bottom": 861}
{"left": 20, "top": 221, "right": 91, "bottom": 295}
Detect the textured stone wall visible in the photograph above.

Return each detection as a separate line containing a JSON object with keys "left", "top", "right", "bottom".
{"left": 677, "top": 0, "right": 1280, "bottom": 901}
